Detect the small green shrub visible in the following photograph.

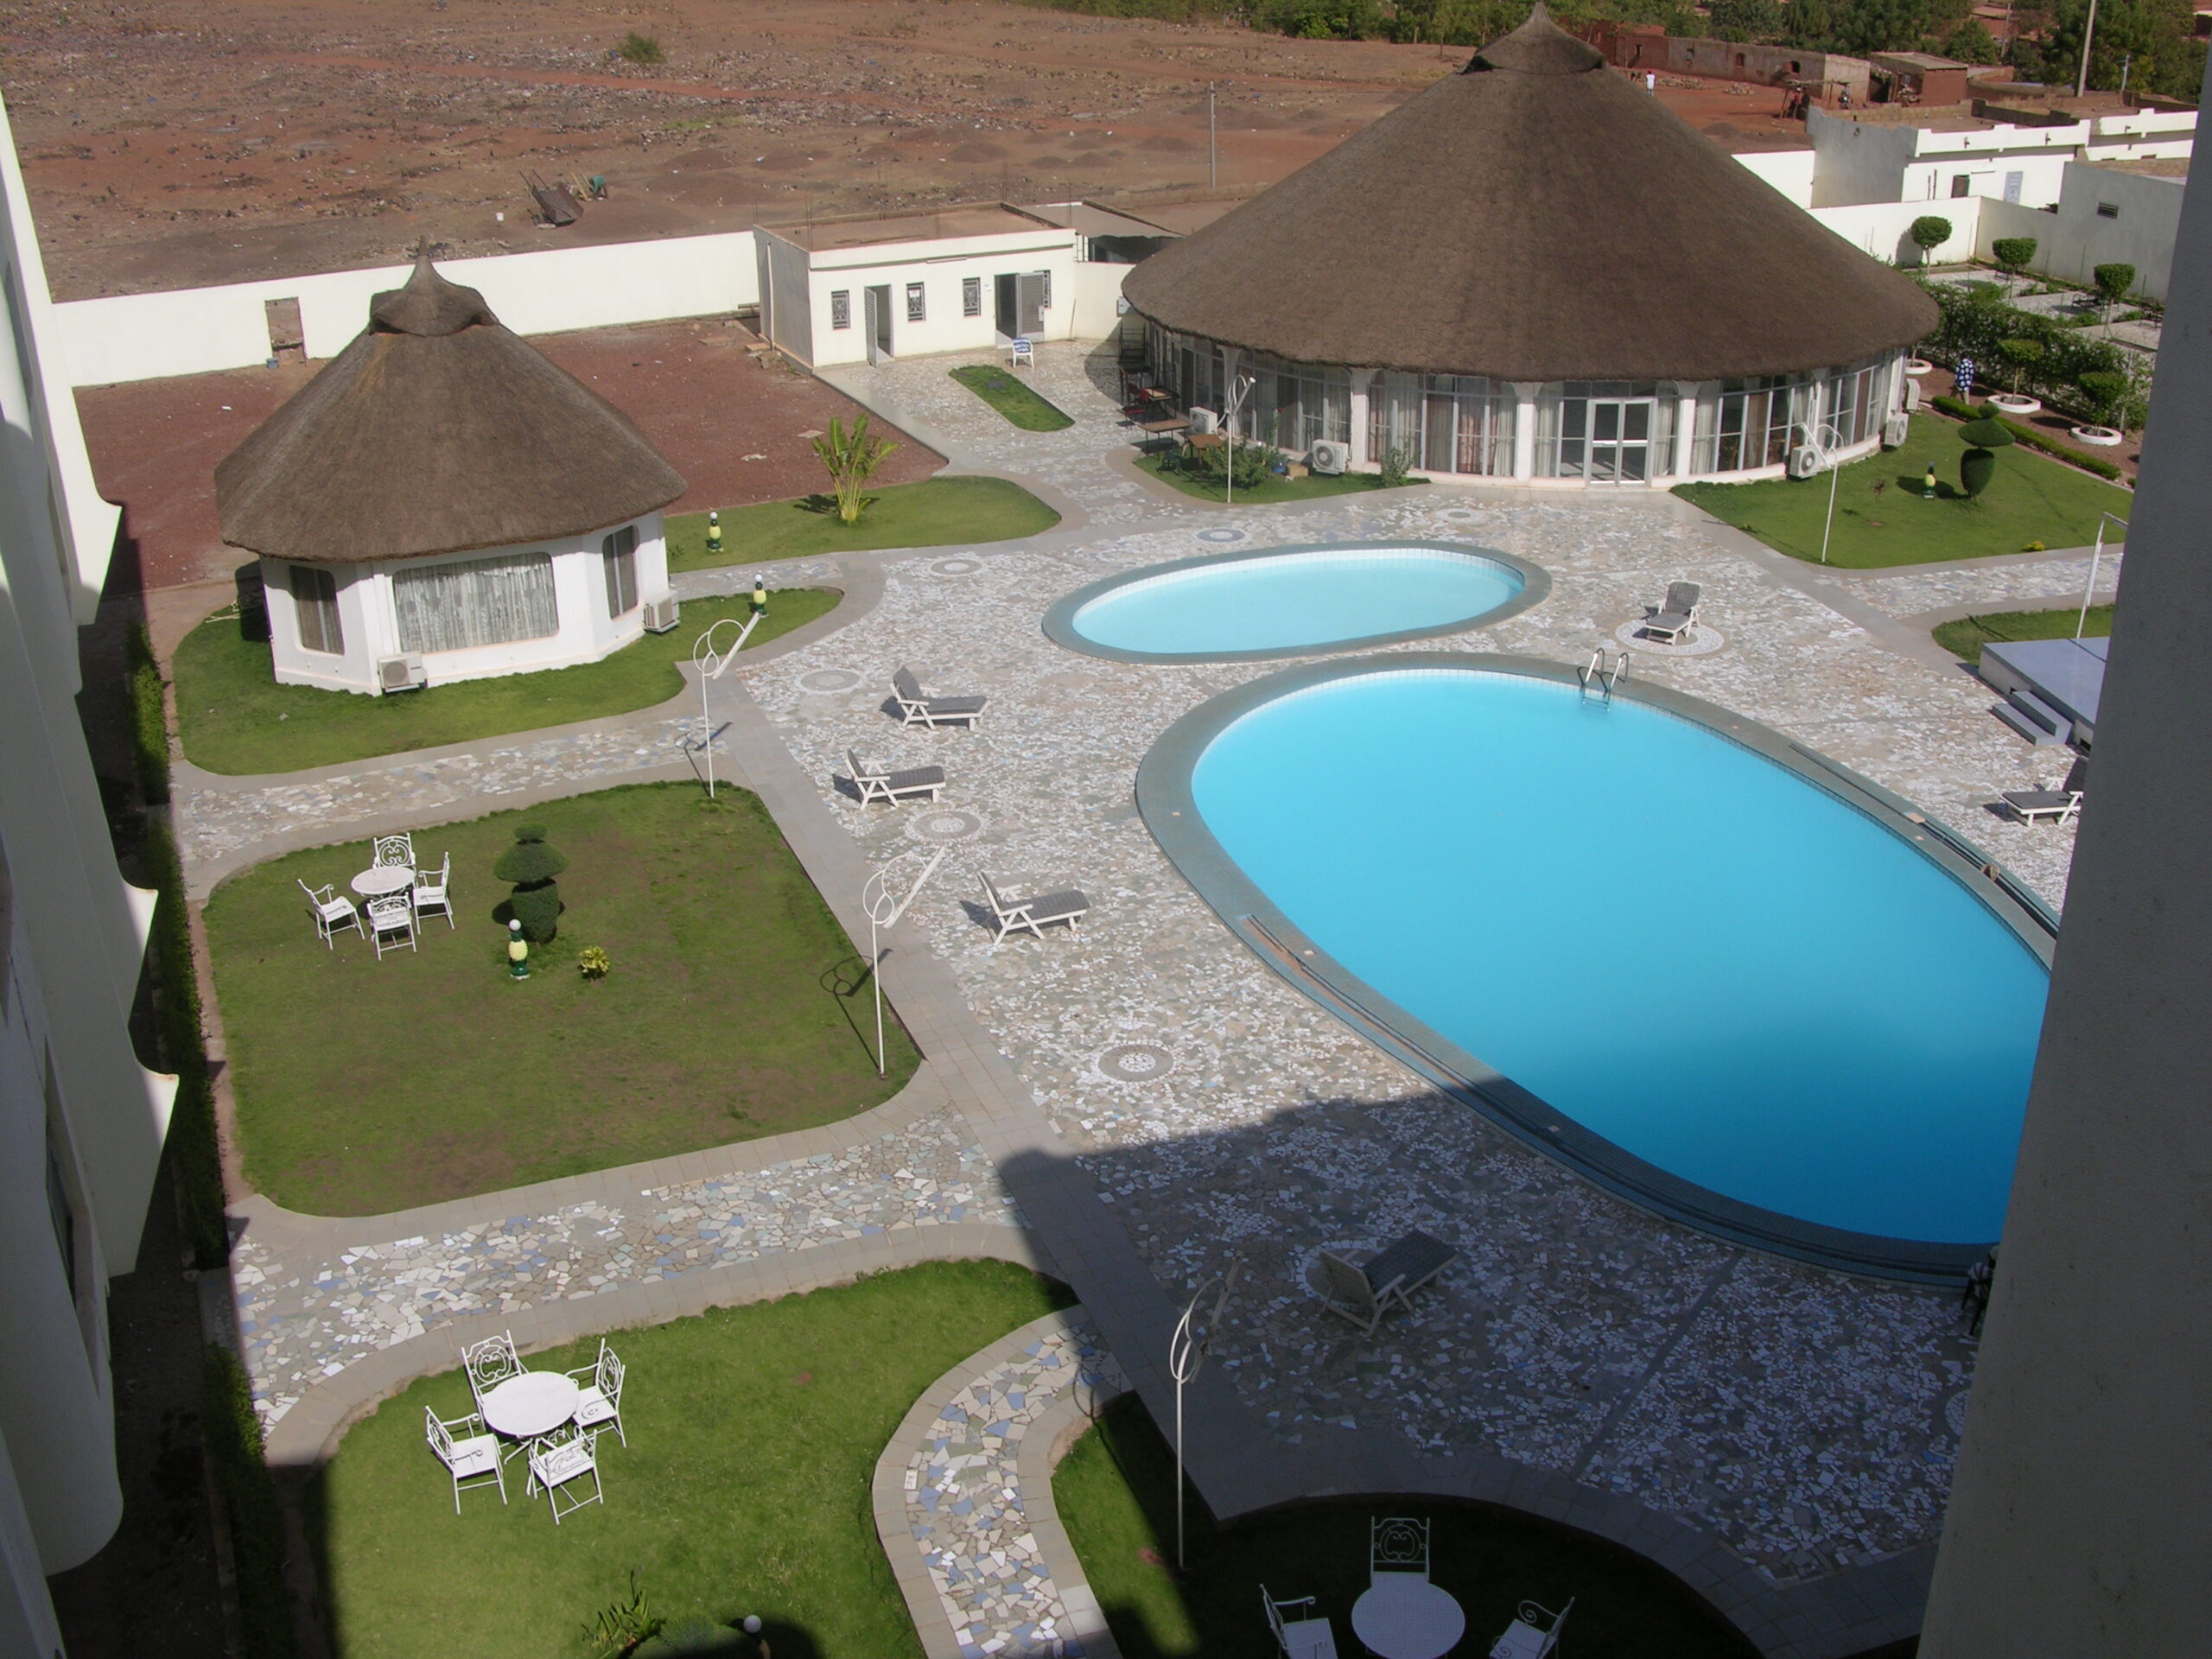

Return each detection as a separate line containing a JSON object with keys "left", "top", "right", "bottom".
{"left": 1997, "top": 336, "right": 2045, "bottom": 391}
{"left": 585, "top": 1570, "right": 666, "bottom": 1656}
{"left": 1929, "top": 395, "right": 2128, "bottom": 480}
{"left": 1377, "top": 444, "right": 1414, "bottom": 488}
{"left": 616, "top": 31, "right": 664, "bottom": 64}
{"left": 1991, "top": 237, "right": 2038, "bottom": 276}
{"left": 1185, "top": 438, "right": 1281, "bottom": 492}
{"left": 493, "top": 822, "right": 569, "bottom": 942}
{"left": 578, "top": 944, "right": 612, "bottom": 981}
{"left": 2077, "top": 370, "right": 2131, "bottom": 425}
{"left": 2093, "top": 263, "right": 2137, "bottom": 307}
{"left": 1909, "top": 215, "right": 1954, "bottom": 259}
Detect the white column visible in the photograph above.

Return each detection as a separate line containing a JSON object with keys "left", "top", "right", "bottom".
{"left": 1512, "top": 383, "right": 1542, "bottom": 480}
{"left": 1672, "top": 382, "right": 1700, "bottom": 479}
{"left": 1348, "top": 368, "right": 1378, "bottom": 468}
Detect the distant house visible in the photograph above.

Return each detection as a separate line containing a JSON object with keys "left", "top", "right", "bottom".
{"left": 216, "top": 256, "right": 685, "bottom": 696}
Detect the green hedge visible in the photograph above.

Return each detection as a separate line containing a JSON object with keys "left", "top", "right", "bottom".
{"left": 1922, "top": 281, "right": 2150, "bottom": 427}
{"left": 202, "top": 1346, "right": 297, "bottom": 1659}
{"left": 1929, "top": 396, "right": 2127, "bottom": 481}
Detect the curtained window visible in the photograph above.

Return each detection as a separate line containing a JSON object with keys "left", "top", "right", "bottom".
{"left": 601, "top": 525, "right": 639, "bottom": 617}
{"left": 395, "top": 550, "right": 558, "bottom": 654}
{"left": 290, "top": 563, "right": 344, "bottom": 655}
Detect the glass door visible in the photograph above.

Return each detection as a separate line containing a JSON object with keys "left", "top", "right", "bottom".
{"left": 1587, "top": 398, "right": 1652, "bottom": 482}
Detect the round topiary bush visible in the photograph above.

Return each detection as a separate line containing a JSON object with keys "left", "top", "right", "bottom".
{"left": 1957, "top": 416, "right": 2014, "bottom": 499}
{"left": 2077, "top": 369, "right": 2130, "bottom": 426}
{"left": 1992, "top": 237, "right": 2038, "bottom": 276}
{"left": 493, "top": 822, "right": 570, "bottom": 943}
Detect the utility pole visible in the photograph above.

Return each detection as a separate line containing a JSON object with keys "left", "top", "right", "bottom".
{"left": 1208, "top": 82, "right": 1217, "bottom": 191}
{"left": 2075, "top": 0, "right": 2099, "bottom": 98}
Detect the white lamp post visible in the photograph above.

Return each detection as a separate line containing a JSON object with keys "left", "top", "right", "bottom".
{"left": 1222, "top": 372, "right": 1255, "bottom": 508}
{"left": 1806, "top": 421, "right": 1846, "bottom": 565}
{"left": 2080, "top": 511, "right": 2128, "bottom": 639}
{"left": 690, "top": 612, "right": 760, "bottom": 798}
{"left": 1167, "top": 1259, "right": 1242, "bottom": 1569}
{"left": 861, "top": 848, "right": 947, "bottom": 1077}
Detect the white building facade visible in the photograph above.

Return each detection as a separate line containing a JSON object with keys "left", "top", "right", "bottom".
{"left": 1796, "top": 104, "right": 2196, "bottom": 210}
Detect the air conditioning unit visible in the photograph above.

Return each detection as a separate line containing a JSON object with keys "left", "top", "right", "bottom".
{"left": 1787, "top": 445, "right": 1821, "bottom": 480}
{"left": 1309, "top": 439, "right": 1351, "bottom": 475}
{"left": 1903, "top": 378, "right": 1923, "bottom": 412}
{"left": 641, "top": 593, "right": 680, "bottom": 633}
{"left": 1882, "top": 410, "right": 1911, "bottom": 448}
{"left": 1187, "top": 406, "right": 1219, "bottom": 435}
{"left": 376, "top": 653, "right": 427, "bottom": 694}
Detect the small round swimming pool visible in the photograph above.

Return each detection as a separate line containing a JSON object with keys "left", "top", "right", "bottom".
{"left": 1139, "top": 657, "right": 2052, "bottom": 1273}
{"left": 1044, "top": 542, "right": 1545, "bottom": 663}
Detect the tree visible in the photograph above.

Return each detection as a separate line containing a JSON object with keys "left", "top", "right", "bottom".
{"left": 493, "top": 822, "right": 569, "bottom": 943}
{"left": 2076, "top": 369, "right": 2131, "bottom": 426}
{"left": 1956, "top": 416, "right": 2014, "bottom": 499}
{"left": 1908, "top": 215, "right": 1954, "bottom": 264}
{"left": 810, "top": 416, "right": 898, "bottom": 525}
{"left": 1997, "top": 335, "right": 2045, "bottom": 391}
{"left": 1708, "top": 0, "right": 1785, "bottom": 40}
{"left": 2093, "top": 263, "right": 2138, "bottom": 318}
{"left": 1943, "top": 16, "right": 2004, "bottom": 60}
{"left": 1991, "top": 237, "right": 2038, "bottom": 277}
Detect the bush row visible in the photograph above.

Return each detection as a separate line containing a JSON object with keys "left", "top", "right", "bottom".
{"left": 1920, "top": 281, "right": 2151, "bottom": 429}
{"left": 1929, "top": 395, "right": 2128, "bottom": 482}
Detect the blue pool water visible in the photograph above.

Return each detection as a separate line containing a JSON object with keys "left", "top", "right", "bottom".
{"left": 1073, "top": 546, "right": 1523, "bottom": 657}
{"left": 1191, "top": 670, "right": 2048, "bottom": 1243}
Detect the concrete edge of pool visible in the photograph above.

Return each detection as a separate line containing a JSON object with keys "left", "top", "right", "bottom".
{"left": 1040, "top": 539, "right": 1553, "bottom": 664}
{"left": 1134, "top": 651, "right": 2057, "bottom": 1286}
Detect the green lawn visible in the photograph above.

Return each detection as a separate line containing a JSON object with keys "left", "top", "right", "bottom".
{"left": 1136, "top": 451, "right": 1425, "bottom": 505}
{"left": 176, "top": 590, "right": 837, "bottom": 777}
{"left": 1675, "top": 414, "right": 2132, "bottom": 569}
{"left": 1055, "top": 1395, "right": 1755, "bottom": 1659}
{"left": 667, "top": 477, "right": 1060, "bottom": 572}
{"left": 1935, "top": 603, "right": 2113, "bottom": 664}
{"left": 949, "top": 364, "right": 1077, "bottom": 431}
{"left": 206, "top": 783, "right": 918, "bottom": 1215}
{"left": 311, "top": 1262, "right": 1073, "bottom": 1659}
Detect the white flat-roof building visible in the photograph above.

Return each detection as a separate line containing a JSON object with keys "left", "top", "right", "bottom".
{"left": 1796, "top": 103, "right": 2196, "bottom": 210}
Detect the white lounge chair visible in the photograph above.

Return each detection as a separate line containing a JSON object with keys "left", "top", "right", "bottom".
{"left": 979, "top": 873, "right": 1090, "bottom": 945}
{"left": 1490, "top": 1597, "right": 1573, "bottom": 1659}
{"left": 298, "top": 878, "right": 363, "bottom": 947}
{"left": 1318, "top": 1230, "right": 1459, "bottom": 1336}
{"left": 527, "top": 1423, "right": 604, "bottom": 1523}
{"left": 893, "top": 666, "right": 988, "bottom": 730}
{"left": 1262, "top": 1586, "right": 1339, "bottom": 1659}
{"left": 461, "top": 1331, "right": 523, "bottom": 1409}
{"left": 372, "top": 831, "right": 416, "bottom": 870}
{"left": 2000, "top": 756, "right": 2086, "bottom": 824}
{"left": 424, "top": 1406, "right": 505, "bottom": 1515}
{"left": 366, "top": 894, "right": 416, "bottom": 959}
{"left": 846, "top": 748, "right": 945, "bottom": 805}
{"left": 1643, "top": 581, "right": 1701, "bottom": 644}
{"left": 412, "top": 851, "right": 454, "bottom": 928}
{"left": 569, "top": 1339, "right": 626, "bottom": 1447}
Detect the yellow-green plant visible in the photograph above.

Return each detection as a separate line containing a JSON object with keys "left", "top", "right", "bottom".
{"left": 578, "top": 945, "right": 612, "bottom": 981}
{"left": 585, "top": 1570, "right": 664, "bottom": 1656}
{"left": 811, "top": 415, "right": 898, "bottom": 524}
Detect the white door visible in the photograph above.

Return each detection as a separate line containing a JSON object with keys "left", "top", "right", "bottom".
{"left": 1586, "top": 398, "right": 1654, "bottom": 483}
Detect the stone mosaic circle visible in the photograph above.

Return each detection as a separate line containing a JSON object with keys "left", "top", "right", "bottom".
{"left": 1614, "top": 617, "right": 1727, "bottom": 657}
{"left": 797, "top": 667, "right": 867, "bottom": 695}
{"left": 906, "top": 808, "right": 986, "bottom": 844}
{"left": 1096, "top": 1042, "right": 1176, "bottom": 1083}
{"left": 1196, "top": 526, "right": 1246, "bottom": 543}
{"left": 930, "top": 556, "right": 984, "bottom": 576}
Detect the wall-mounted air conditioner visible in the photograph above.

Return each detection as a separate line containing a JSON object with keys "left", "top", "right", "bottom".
{"left": 377, "top": 653, "right": 428, "bottom": 694}
{"left": 1787, "top": 445, "right": 1822, "bottom": 479}
{"left": 1882, "top": 411, "right": 1911, "bottom": 448}
{"left": 1903, "top": 378, "right": 1923, "bottom": 411}
{"left": 642, "top": 594, "right": 681, "bottom": 633}
{"left": 1309, "top": 439, "right": 1350, "bottom": 475}
{"left": 1187, "top": 406, "right": 1219, "bottom": 435}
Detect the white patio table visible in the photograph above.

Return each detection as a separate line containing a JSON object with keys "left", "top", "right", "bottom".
{"left": 478, "top": 1371, "right": 581, "bottom": 1440}
{"left": 351, "top": 866, "right": 415, "bottom": 899}
{"left": 1351, "top": 1577, "right": 1465, "bottom": 1659}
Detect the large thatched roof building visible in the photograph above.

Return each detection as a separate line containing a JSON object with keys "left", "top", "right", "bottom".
{"left": 219, "top": 256, "right": 686, "bottom": 694}
{"left": 1122, "top": 7, "right": 1938, "bottom": 485}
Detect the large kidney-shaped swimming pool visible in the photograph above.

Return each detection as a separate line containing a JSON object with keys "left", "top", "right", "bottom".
{"left": 1151, "top": 661, "right": 2050, "bottom": 1262}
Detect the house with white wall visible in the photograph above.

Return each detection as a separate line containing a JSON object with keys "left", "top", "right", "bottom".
{"left": 1794, "top": 104, "right": 2195, "bottom": 210}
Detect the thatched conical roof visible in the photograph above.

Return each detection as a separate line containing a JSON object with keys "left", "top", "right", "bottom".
{"left": 1122, "top": 8, "right": 1937, "bottom": 382}
{"left": 217, "top": 256, "right": 685, "bottom": 564}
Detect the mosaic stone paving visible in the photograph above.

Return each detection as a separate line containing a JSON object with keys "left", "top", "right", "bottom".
{"left": 232, "top": 1108, "right": 1017, "bottom": 1424}
{"left": 903, "top": 1315, "right": 1124, "bottom": 1659}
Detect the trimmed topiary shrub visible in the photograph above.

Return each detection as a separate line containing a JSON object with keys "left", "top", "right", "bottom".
{"left": 1997, "top": 337, "right": 2045, "bottom": 391}
{"left": 1957, "top": 416, "right": 2015, "bottom": 499}
{"left": 1909, "top": 216, "right": 1953, "bottom": 263}
{"left": 2093, "top": 264, "right": 2137, "bottom": 308}
{"left": 2077, "top": 370, "right": 2131, "bottom": 425}
{"left": 493, "top": 821, "right": 569, "bottom": 942}
{"left": 1992, "top": 237, "right": 2038, "bottom": 276}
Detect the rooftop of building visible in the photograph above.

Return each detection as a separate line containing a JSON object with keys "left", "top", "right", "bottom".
{"left": 771, "top": 205, "right": 1060, "bottom": 252}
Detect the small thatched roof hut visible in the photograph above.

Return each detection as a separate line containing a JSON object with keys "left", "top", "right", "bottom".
{"left": 218, "top": 255, "right": 684, "bottom": 564}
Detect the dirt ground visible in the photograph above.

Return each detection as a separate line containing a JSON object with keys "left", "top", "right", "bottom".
{"left": 77, "top": 315, "right": 944, "bottom": 591}
{"left": 5, "top": 0, "right": 1809, "bottom": 300}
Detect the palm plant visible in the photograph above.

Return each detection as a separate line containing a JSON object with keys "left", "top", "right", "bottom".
{"left": 811, "top": 416, "right": 898, "bottom": 525}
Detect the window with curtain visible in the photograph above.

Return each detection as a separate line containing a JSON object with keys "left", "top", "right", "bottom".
{"left": 1692, "top": 375, "right": 1814, "bottom": 474}
{"left": 290, "top": 563, "right": 344, "bottom": 655}
{"left": 1246, "top": 355, "right": 1349, "bottom": 452}
{"left": 395, "top": 550, "right": 559, "bottom": 654}
{"left": 1150, "top": 326, "right": 1224, "bottom": 415}
{"left": 602, "top": 525, "right": 639, "bottom": 617}
{"left": 1370, "top": 375, "right": 1517, "bottom": 476}
{"left": 1820, "top": 358, "right": 1882, "bottom": 449}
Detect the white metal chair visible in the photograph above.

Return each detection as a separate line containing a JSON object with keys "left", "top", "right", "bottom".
{"left": 372, "top": 831, "right": 416, "bottom": 870}
{"left": 1262, "top": 1586, "right": 1340, "bottom": 1658}
{"left": 297, "top": 879, "right": 363, "bottom": 947}
{"left": 526, "top": 1422, "right": 604, "bottom": 1522}
{"left": 979, "top": 873, "right": 1090, "bottom": 946}
{"left": 412, "top": 851, "right": 454, "bottom": 929}
{"left": 461, "top": 1330, "right": 524, "bottom": 1408}
{"left": 366, "top": 894, "right": 416, "bottom": 959}
{"left": 569, "top": 1339, "right": 626, "bottom": 1446}
{"left": 1490, "top": 1597, "right": 1573, "bottom": 1659}
{"left": 1370, "top": 1516, "right": 1431, "bottom": 1581}
{"left": 424, "top": 1405, "right": 505, "bottom": 1514}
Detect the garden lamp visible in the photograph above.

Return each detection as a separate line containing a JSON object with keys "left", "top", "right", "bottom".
{"left": 707, "top": 510, "right": 723, "bottom": 557}
{"left": 507, "top": 918, "right": 530, "bottom": 979}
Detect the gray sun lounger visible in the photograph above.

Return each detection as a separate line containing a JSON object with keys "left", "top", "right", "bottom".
{"left": 893, "top": 666, "right": 988, "bottom": 729}
{"left": 980, "top": 873, "right": 1090, "bottom": 944}
{"left": 1317, "top": 1229, "right": 1458, "bottom": 1336}
{"left": 846, "top": 748, "right": 945, "bottom": 805}
{"left": 2000, "top": 755, "right": 2087, "bottom": 824}
{"left": 1643, "top": 581, "right": 1701, "bottom": 645}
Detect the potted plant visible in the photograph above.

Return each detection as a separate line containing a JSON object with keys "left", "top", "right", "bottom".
{"left": 1956, "top": 416, "right": 2014, "bottom": 499}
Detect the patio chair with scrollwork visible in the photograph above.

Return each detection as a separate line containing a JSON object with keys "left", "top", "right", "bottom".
{"left": 569, "top": 1339, "right": 626, "bottom": 1447}
{"left": 424, "top": 1405, "right": 505, "bottom": 1515}
{"left": 372, "top": 831, "right": 416, "bottom": 869}
{"left": 461, "top": 1330, "right": 523, "bottom": 1410}
{"left": 1370, "top": 1516, "right": 1431, "bottom": 1583}
{"left": 526, "top": 1422, "right": 604, "bottom": 1522}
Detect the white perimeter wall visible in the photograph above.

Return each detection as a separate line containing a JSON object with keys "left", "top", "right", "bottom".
{"left": 1812, "top": 194, "right": 1986, "bottom": 265}
{"left": 1735, "top": 149, "right": 1819, "bottom": 207}
{"left": 54, "top": 230, "right": 763, "bottom": 389}
{"left": 1980, "top": 167, "right": 2186, "bottom": 300}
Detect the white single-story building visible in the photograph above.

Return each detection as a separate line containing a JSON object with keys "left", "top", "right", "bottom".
{"left": 216, "top": 255, "right": 685, "bottom": 695}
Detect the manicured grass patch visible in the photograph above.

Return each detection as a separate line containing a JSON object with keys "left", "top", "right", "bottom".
{"left": 175, "top": 590, "right": 837, "bottom": 776}
{"left": 1674, "top": 414, "right": 2132, "bottom": 569}
{"left": 207, "top": 782, "right": 918, "bottom": 1215}
{"left": 950, "top": 364, "right": 1077, "bottom": 430}
{"left": 1935, "top": 603, "right": 2113, "bottom": 664}
{"left": 312, "top": 1262, "right": 1072, "bottom": 1658}
{"left": 668, "top": 476, "right": 1059, "bottom": 570}
{"left": 1136, "top": 450, "right": 1422, "bottom": 505}
{"left": 1055, "top": 1395, "right": 1753, "bottom": 1659}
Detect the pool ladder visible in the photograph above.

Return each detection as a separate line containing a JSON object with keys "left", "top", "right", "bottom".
{"left": 1580, "top": 647, "right": 1630, "bottom": 703}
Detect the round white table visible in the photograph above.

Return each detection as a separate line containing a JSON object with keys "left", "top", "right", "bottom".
{"left": 351, "top": 866, "right": 414, "bottom": 898}
{"left": 1351, "top": 1577, "right": 1465, "bottom": 1659}
{"left": 478, "top": 1371, "right": 581, "bottom": 1440}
